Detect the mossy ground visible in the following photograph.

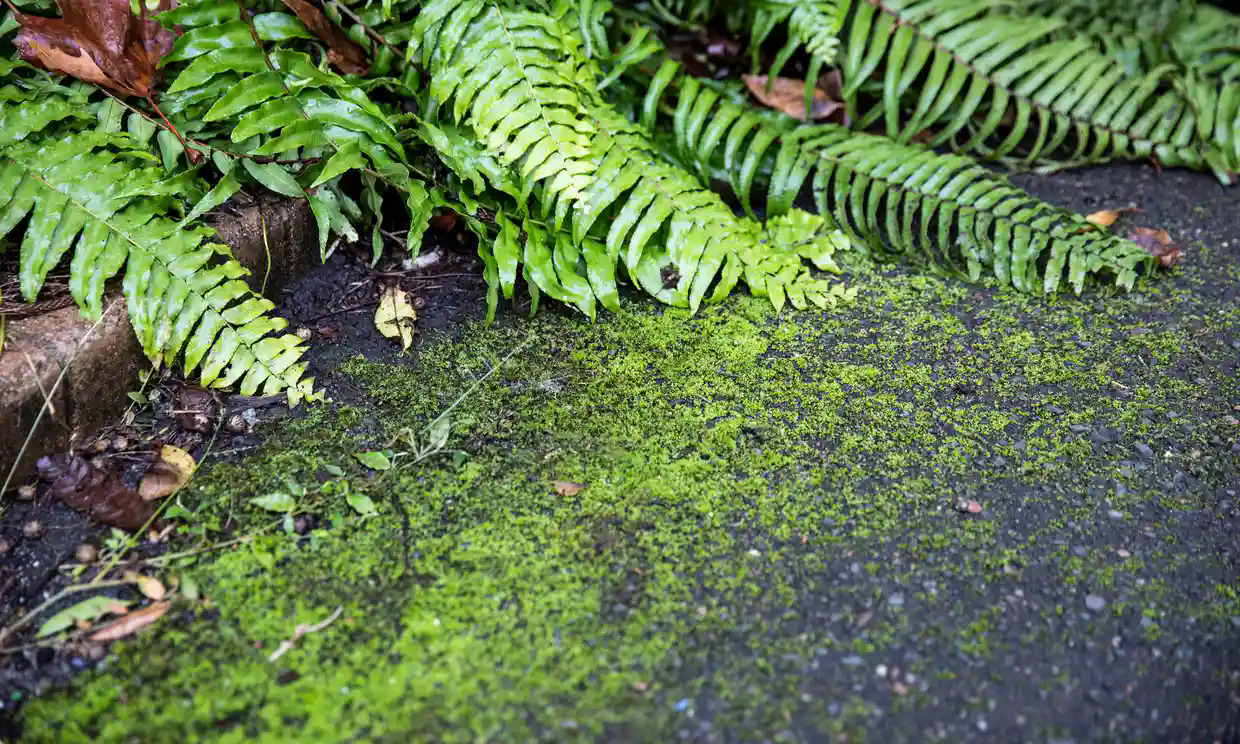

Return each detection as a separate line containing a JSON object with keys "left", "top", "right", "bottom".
{"left": 14, "top": 164, "right": 1240, "bottom": 743}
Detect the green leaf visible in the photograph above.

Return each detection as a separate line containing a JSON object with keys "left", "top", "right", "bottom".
{"left": 251, "top": 492, "right": 296, "bottom": 512}
{"left": 311, "top": 140, "right": 366, "bottom": 188}
{"left": 353, "top": 450, "right": 392, "bottom": 470}
{"left": 241, "top": 159, "right": 305, "bottom": 198}
{"left": 37, "top": 596, "right": 133, "bottom": 638}
{"left": 253, "top": 12, "right": 316, "bottom": 42}
{"left": 345, "top": 490, "right": 379, "bottom": 517}
{"left": 427, "top": 416, "right": 451, "bottom": 451}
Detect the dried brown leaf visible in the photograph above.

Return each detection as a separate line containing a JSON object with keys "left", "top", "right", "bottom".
{"left": 553, "top": 481, "right": 585, "bottom": 497}
{"left": 177, "top": 385, "right": 218, "bottom": 433}
{"left": 742, "top": 74, "right": 843, "bottom": 122}
{"left": 88, "top": 601, "right": 170, "bottom": 642}
{"left": 138, "top": 443, "right": 195, "bottom": 501}
{"left": 1125, "top": 226, "right": 1182, "bottom": 268}
{"left": 279, "top": 0, "right": 368, "bottom": 75}
{"left": 6, "top": 0, "right": 176, "bottom": 98}
{"left": 37, "top": 454, "right": 159, "bottom": 532}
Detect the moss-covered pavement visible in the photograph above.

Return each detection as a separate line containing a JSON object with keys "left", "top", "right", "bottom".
{"left": 15, "top": 162, "right": 1240, "bottom": 742}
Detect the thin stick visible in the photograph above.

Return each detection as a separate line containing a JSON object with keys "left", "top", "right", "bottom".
{"left": 386, "top": 333, "right": 534, "bottom": 449}
{"left": 0, "top": 579, "right": 132, "bottom": 646}
{"left": 325, "top": 0, "right": 400, "bottom": 54}
{"left": 267, "top": 606, "right": 344, "bottom": 662}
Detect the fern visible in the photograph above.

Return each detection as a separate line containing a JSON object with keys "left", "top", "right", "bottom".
{"left": 159, "top": 0, "right": 439, "bottom": 264}
{"left": 639, "top": 61, "right": 1154, "bottom": 293}
{"left": 0, "top": 123, "right": 313, "bottom": 399}
{"left": 409, "top": 0, "right": 854, "bottom": 315}
{"left": 833, "top": 0, "right": 1237, "bottom": 182}
{"left": 4, "top": 0, "right": 1234, "bottom": 399}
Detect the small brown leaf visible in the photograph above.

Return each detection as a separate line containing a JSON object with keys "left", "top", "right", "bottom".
{"left": 553, "top": 481, "right": 585, "bottom": 497}
{"left": 88, "top": 601, "right": 170, "bottom": 642}
{"left": 38, "top": 454, "right": 159, "bottom": 532}
{"left": 125, "top": 571, "right": 167, "bottom": 601}
{"left": 177, "top": 385, "right": 219, "bottom": 433}
{"left": 279, "top": 0, "right": 369, "bottom": 75}
{"left": 742, "top": 74, "right": 843, "bottom": 122}
{"left": 1125, "top": 226, "right": 1182, "bottom": 268}
{"left": 138, "top": 444, "right": 196, "bottom": 501}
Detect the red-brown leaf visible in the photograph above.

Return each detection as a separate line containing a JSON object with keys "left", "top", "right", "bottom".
{"left": 7, "top": 0, "right": 177, "bottom": 98}
{"left": 279, "top": 0, "right": 369, "bottom": 75}
{"left": 1125, "top": 226, "right": 1182, "bottom": 268}
{"left": 37, "top": 454, "right": 160, "bottom": 532}
{"left": 742, "top": 74, "right": 844, "bottom": 122}
{"left": 88, "top": 601, "right": 170, "bottom": 642}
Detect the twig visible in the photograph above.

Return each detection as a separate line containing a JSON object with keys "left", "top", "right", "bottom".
{"left": 385, "top": 333, "right": 535, "bottom": 449}
{"left": 325, "top": 0, "right": 400, "bottom": 54}
{"left": 136, "top": 536, "right": 253, "bottom": 567}
{"left": 0, "top": 579, "right": 132, "bottom": 647}
{"left": 299, "top": 301, "right": 379, "bottom": 324}
{"left": 267, "top": 606, "right": 344, "bottom": 662}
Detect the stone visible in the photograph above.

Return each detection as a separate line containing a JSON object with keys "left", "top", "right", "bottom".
{"left": 1, "top": 196, "right": 318, "bottom": 489}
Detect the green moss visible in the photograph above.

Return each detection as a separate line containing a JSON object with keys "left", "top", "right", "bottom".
{"left": 17, "top": 264, "right": 1240, "bottom": 742}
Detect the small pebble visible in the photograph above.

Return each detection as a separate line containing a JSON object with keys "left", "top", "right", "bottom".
{"left": 887, "top": 592, "right": 905, "bottom": 608}
{"left": 22, "top": 520, "right": 43, "bottom": 539}
{"left": 17, "top": 484, "right": 35, "bottom": 501}
{"left": 1085, "top": 594, "right": 1106, "bottom": 611}
{"left": 85, "top": 643, "right": 106, "bottom": 661}
{"left": 0, "top": 538, "right": 9, "bottom": 555}
{"left": 1108, "top": 510, "right": 1124, "bottom": 520}
{"left": 75, "top": 543, "right": 98, "bottom": 564}
{"left": 842, "top": 654, "right": 863, "bottom": 667}
{"left": 875, "top": 664, "right": 888, "bottom": 678}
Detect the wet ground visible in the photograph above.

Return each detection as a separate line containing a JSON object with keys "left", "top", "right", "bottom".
{"left": 2, "top": 161, "right": 1238, "bottom": 742}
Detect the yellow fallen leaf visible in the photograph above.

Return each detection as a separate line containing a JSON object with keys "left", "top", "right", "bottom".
{"left": 138, "top": 444, "right": 195, "bottom": 501}
{"left": 89, "top": 601, "right": 170, "bottom": 642}
{"left": 1084, "top": 206, "right": 1140, "bottom": 228}
{"left": 125, "top": 571, "right": 167, "bottom": 601}
{"left": 375, "top": 286, "right": 417, "bottom": 350}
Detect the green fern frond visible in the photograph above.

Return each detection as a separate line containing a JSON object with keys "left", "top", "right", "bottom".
{"left": 750, "top": 2, "right": 843, "bottom": 78}
{"left": 642, "top": 61, "right": 1155, "bottom": 294}
{"left": 409, "top": 0, "right": 857, "bottom": 316}
{"left": 161, "top": 0, "right": 436, "bottom": 262}
{"left": 1170, "top": 4, "right": 1240, "bottom": 83}
{"left": 1, "top": 128, "right": 313, "bottom": 399}
{"left": 835, "top": 0, "right": 1237, "bottom": 182}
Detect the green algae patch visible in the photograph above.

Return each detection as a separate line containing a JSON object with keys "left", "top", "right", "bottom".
{"left": 18, "top": 266, "right": 1240, "bottom": 742}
